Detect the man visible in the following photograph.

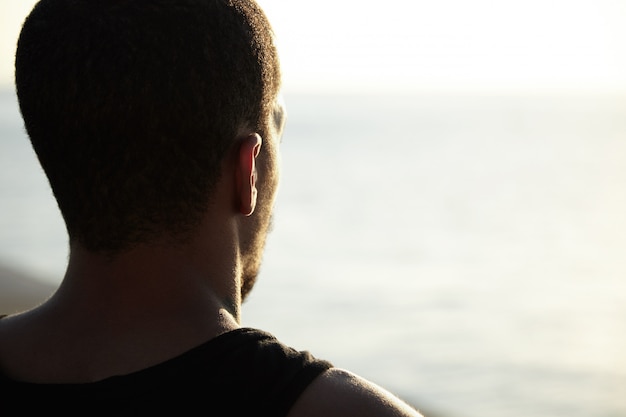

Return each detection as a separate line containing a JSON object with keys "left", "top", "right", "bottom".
{"left": 0, "top": 1, "right": 422, "bottom": 415}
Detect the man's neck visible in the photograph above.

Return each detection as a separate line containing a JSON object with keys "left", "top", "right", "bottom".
{"left": 0, "top": 239, "right": 243, "bottom": 383}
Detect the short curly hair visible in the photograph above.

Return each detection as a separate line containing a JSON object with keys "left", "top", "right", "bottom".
{"left": 15, "top": 0, "right": 281, "bottom": 253}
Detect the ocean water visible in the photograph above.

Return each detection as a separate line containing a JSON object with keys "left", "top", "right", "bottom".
{"left": 1, "top": 89, "right": 625, "bottom": 417}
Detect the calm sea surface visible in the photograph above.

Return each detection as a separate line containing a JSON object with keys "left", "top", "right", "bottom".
{"left": 1, "top": 90, "right": 625, "bottom": 417}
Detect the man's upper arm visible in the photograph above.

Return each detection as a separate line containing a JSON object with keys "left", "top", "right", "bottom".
{"left": 288, "top": 368, "right": 424, "bottom": 417}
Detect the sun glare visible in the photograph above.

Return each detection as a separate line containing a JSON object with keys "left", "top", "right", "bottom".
{"left": 259, "top": 0, "right": 626, "bottom": 93}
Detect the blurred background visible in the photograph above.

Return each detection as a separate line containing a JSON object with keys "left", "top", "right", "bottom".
{"left": 1, "top": 1, "right": 625, "bottom": 416}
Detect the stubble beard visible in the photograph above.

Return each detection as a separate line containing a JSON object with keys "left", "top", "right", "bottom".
{"left": 240, "top": 213, "right": 274, "bottom": 302}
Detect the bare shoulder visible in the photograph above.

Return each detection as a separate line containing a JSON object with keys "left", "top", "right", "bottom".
{"left": 0, "top": 312, "right": 36, "bottom": 363}
{"left": 288, "top": 368, "right": 424, "bottom": 417}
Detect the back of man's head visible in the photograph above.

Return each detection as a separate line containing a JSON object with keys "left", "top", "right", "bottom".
{"left": 15, "top": 0, "right": 280, "bottom": 253}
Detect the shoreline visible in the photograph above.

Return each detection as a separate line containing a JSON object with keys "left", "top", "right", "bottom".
{"left": 0, "top": 263, "right": 55, "bottom": 314}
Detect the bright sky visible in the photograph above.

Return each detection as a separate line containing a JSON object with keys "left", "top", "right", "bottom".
{"left": 2, "top": 0, "right": 626, "bottom": 93}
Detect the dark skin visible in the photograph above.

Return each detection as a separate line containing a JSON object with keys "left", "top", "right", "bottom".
{"left": 0, "top": 98, "right": 422, "bottom": 417}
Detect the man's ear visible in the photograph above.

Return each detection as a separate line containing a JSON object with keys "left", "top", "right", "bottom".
{"left": 236, "top": 133, "right": 262, "bottom": 216}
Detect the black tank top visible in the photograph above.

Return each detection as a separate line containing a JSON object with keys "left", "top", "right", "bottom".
{"left": 0, "top": 327, "right": 332, "bottom": 416}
